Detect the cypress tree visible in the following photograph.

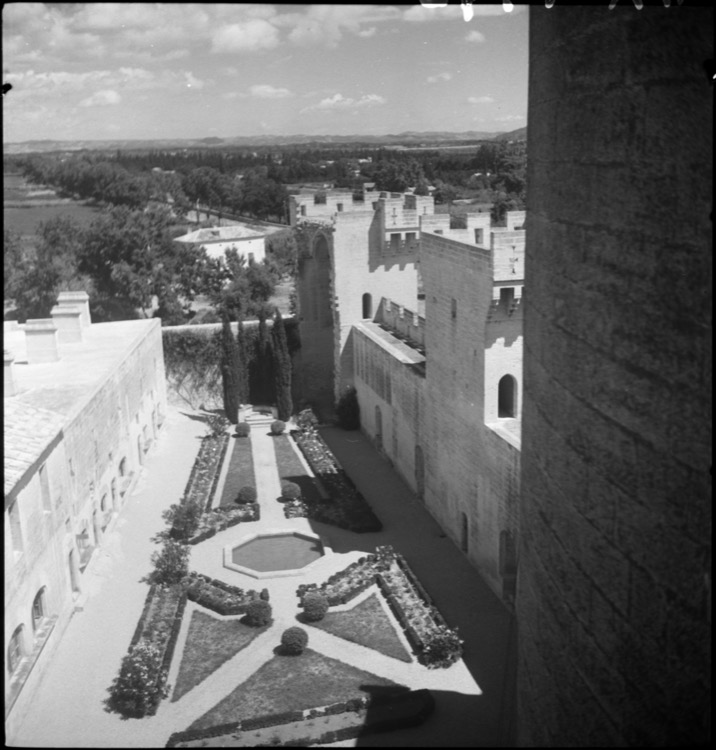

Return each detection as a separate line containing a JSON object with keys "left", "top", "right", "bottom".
{"left": 271, "top": 308, "right": 293, "bottom": 421}
{"left": 220, "top": 311, "right": 239, "bottom": 423}
{"left": 252, "top": 308, "right": 274, "bottom": 405}
{"left": 235, "top": 317, "right": 250, "bottom": 405}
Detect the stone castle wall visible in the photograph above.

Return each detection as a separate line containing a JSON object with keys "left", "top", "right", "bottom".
{"left": 4, "top": 319, "right": 166, "bottom": 739}
{"left": 421, "top": 231, "right": 521, "bottom": 600}
{"left": 518, "top": 6, "right": 712, "bottom": 746}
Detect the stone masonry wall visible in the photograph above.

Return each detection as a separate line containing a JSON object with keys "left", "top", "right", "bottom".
{"left": 421, "top": 232, "right": 521, "bottom": 601}
{"left": 518, "top": 6, "right": 712, "bottom": 746}
{"left": 352, "top": 325, "right": 425, "bottom": 496}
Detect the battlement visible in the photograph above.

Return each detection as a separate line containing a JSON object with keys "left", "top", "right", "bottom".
{"left": 289, "top": 188, "right": 412, "bottom": 225}
{"left": 374, "top": 297, "right": 426, "bottom": 353}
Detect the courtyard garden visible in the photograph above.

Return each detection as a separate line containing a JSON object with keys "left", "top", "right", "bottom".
{"left": 103, "top": 408, "right": 468, "bottom": 746}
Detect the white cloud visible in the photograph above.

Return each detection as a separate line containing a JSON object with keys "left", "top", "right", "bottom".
{"left": 302, "top": 93, "right": 386, "bottom": 113}
{"left": 249, "top": 84, "right": 293, "bottom": 99}
{"left": 282, "top": 5, "right": 400, "bottom": 48}
{"left": 211, "top": 19, "right": 280, "bottom": 53}
{"left": 184, "top": 72, "right": 206, "bottom": 90}
{"left": 427, "top": 72, "right": 452, "bottom": 83}
{"left": 466, "top": 30, "right": 486, "bottom": 43}
{"left": 79, "top": 89, "right": 121, "bottom": 107}
{"left": 468, "top": 96, "right": 494, "bottom": 104}
{"left": 404, "top": 4, "right": 509, "bottom": 22}
{"left": 495, "top": 114, "right": 526, "bottom": 122}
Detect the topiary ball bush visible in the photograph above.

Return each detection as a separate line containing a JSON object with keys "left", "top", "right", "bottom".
{"left": 235, "top": 422, "right": 251, "bottom": 437}
{"left": 302, "top": 592, "right": 329, "bottom": 622}
{"left": 281, "top": 626, "right": 308, "bottom": 655}
{"left": 236, "top": 486, "right": 257, "bottom": 505}
{"left": 280, "top": 481, "right": 302, "bottom": 502}
{"left": 270, "top": 419, "right": 286, "bottom": 435}
{"left": 245, "top": 599, "right": 273, "bottom": 627}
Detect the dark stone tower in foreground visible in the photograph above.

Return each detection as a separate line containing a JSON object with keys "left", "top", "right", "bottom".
{"left": 519, "top": 5, "right": 712, "bottom": 746}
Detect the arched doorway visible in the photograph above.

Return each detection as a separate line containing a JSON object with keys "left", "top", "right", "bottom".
{"left": 362, "top": 293, "right": 373, "bottom": 319}
{"left": 68, "top": 549, "right": 80, "bottom": 594}
{"left": 498, "top": 374, "right": 517, "bottom": 417}
{"left": 92, "top": 508, "right": 102, "bottom": 545}
{"left": 7, "top": 626, "right": 25, "bottom": 675}
{"left": 415, "top": 445, "right": 425, "bottom": 500}
{"left": 375, "top": 405, "right": 383, "bottom": 450}
{"left": 461, "top": 513, "right": 469, "bottom": 553}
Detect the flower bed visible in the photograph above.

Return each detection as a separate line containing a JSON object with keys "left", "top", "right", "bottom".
{"left": 298, "top": 546, "right": 462, "bottom": 669}
{"left": 184, "top": 434, "right": 229, "bottom": 512}
{"left": 297, "top": 548, "right": 393, "bottom": 607}
{"left": 108, "top": 584, "right": 187, "bottom": 718}
{"left": 290, "top": 426, "right": 382, "bottom": 533}
{"left": 185, "top": 573, "right": 265, "bottom": 616}
{"left": 188, "top": 503, "right": 260, "bottom": 545}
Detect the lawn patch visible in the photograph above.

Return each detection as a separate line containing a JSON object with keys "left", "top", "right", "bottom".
{"left": 172, "top": 609, "right": 269, "bottom": 702}
{"left": 272, "top": 433, "right": 323, "bottom": 504}
{"left": 188, "top": 648, "right": 407, "bottom": 731}
{"left": 218, "top": 435, "right": 256, "bottom": 507}
{"left": 308, "top": 592, "right": 412, "bottom": 663}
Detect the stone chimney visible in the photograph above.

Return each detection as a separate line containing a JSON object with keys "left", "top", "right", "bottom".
{"left": 51, "top": 305, "right": 84, "bottom": 344}
{"left": 56, "top": 291, "right": 91, "bottom": 328}
{"left": 4, "top": 350, "right": 16, "bottom": 397}
{"left": 25, "top": 319, "right": 60, "bottom": 364}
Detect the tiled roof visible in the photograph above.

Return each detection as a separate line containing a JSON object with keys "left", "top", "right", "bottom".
{"left": 174, "top": 222, "right": 285, "bottom": 244}
{"left": 4, "top": 400, "right": 64, "bottom": 496}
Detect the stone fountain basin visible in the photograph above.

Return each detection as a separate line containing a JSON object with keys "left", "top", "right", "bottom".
{"left": 223, "top": 528, "right": 332, "bottom": 579}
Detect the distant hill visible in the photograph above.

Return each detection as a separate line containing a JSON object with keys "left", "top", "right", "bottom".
{"left": 3, "top": 129, "right": 526, "bottom": 155}
{"left": 492, "top": 126, "right": 527, "bottom": 142}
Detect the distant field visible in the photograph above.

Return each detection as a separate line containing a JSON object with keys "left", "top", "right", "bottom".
{"left": 4, "top": 172, "right": 104, "bottom": 239}
{"left": 4, "top": 204, "right": 104, "bottom": 237}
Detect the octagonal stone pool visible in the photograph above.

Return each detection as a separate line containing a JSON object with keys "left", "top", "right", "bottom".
{"left": 223, "top": 529, "right": 332, "bottom": 579}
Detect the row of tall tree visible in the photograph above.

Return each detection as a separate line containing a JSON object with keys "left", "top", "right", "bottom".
{"left": 220, "top": 309, "right": 293, "bottom": 423}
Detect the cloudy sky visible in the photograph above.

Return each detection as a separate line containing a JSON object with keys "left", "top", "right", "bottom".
{"left": 2, "top": 3, "right": 528, "bottom": 142}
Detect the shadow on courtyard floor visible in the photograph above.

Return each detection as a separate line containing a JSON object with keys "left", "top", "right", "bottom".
{"left": 295, "top": 426, "right": 519, "bottom": 747}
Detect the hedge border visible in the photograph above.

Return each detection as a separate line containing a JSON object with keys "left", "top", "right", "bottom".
{"left": 165, "top": 689, "right": 434, "bottom": 747}
{"left": 185, "top": 572, "right": 265, "bottom": 617}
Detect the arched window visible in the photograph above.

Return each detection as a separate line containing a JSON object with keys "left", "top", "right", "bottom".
{"left": 32, "top": 587, "right": 46, "bottom": 631}
{"left": 118, "top": 458, "right": 127, "bottom": 477}
{"left": 498, "top": 374, "right": 517, "bottom": 418}
{"left": 362, "top": 293, "right": 373, "bottom": 319}
{"left": 7, "top": 626, "right": 24, "bottom": 675}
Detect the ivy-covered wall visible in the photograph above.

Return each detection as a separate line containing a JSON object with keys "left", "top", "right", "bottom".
{"left": 162, "top": 319, "right": 301, "bottom": 411}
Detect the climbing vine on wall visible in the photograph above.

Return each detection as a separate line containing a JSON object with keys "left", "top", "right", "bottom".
{"left": 293, "top": 220, "right": 334, "bottom": 258}
{"left": 162, "top": 320, "right": 302, "bottom": 411}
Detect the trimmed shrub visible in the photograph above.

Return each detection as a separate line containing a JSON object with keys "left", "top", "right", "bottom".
{"left": 270, "top": 419, "right": 286, "bottom": 435}
{"left": 302, "top": 591, "right": 329, "bottom": 622}
{"left": 145, "top": 540, "right": 189, "bottom": 587}
{"left": 280, "top": 481, "right": 302, "bottom": 502}
{"left": 335, "top": 386, "right": 360, "bottom": 430}
{"left": 236, "top": 485, "right": 257, "bottom": 505}
{"left": 280, "top": 626, "right": 308, "bottom": 655}
{"left": 235, "top": 421, "right": 251, "bottom": 437}
{"left": 260, "top": 588, "right": 270, "bottom": 601}
{"left": 245, "top": 599, "right": 273, "bottom": 627}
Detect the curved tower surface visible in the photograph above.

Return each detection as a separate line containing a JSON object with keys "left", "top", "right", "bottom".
{"left": 519, "top": 5, "right": 712, "bottom": 746}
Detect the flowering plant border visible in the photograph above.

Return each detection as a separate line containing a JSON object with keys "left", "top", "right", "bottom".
{"left": 290, "top": 425, "right": 382, "bottom": 533}
{"left": 297, "top": 546, "right": 462, "bottom": 668}
{"left": 185, "top": 572, "right": 265, "bottom": 616}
